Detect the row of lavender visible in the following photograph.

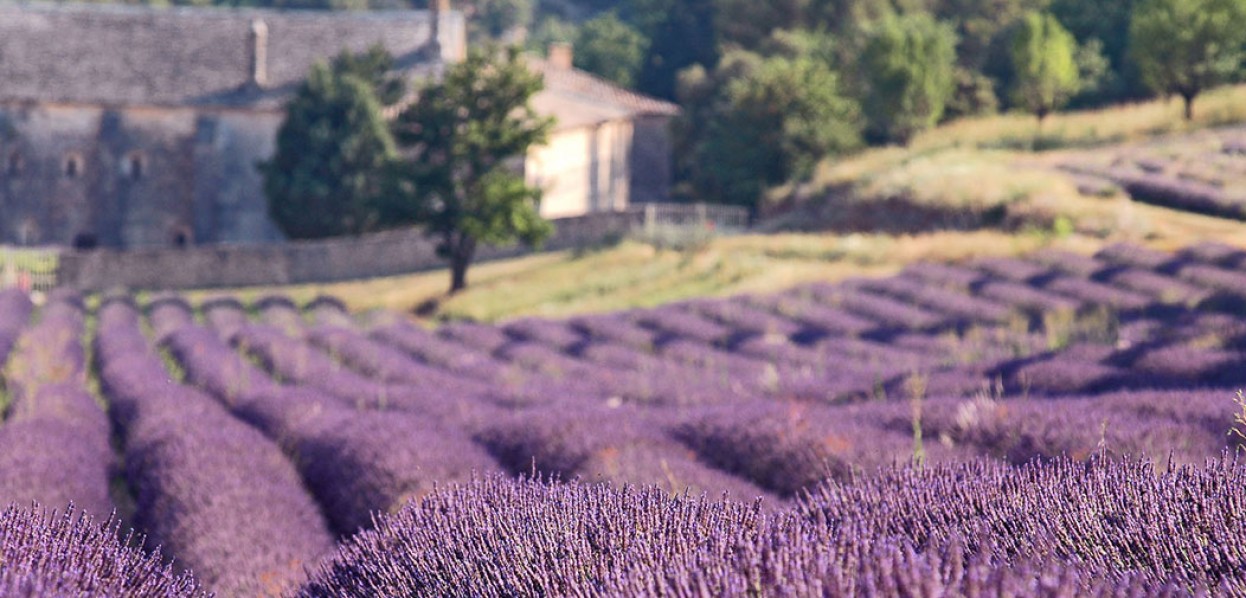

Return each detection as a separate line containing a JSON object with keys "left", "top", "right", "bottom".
{"left": 1063, "top": 126, "right": 1246, "bottom": 220}
{"left": 0, "top": 289, "right": 113, "bottom": 521}
{"left": 4, "top": 241, "right": 1246, "bottom": 593}
{"left": 302, "top": 458, "right": 1246, "bottom": 596}
{"left": 5, "top": 457, "right": 1246, "bottom": 596}
{"left": 169, "top": 241, "right": 1246, "bottom": 502}
{"left": 113, "top": 239, "right": 1246, "bottom": 594}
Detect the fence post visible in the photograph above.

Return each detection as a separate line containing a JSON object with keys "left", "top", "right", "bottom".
{"left": 0, "top": 249, "right": 9, "bottom": 289}
{"left": 645, "top": 203, "right": 656, "bottom": 237}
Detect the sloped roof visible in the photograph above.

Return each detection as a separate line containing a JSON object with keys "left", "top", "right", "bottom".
{"left": 531, "top": 91, "right": 632, "bottom": 132}
{"left": 528, "top": 57, "right": 680, "bottom": 132}
{"left": 0, "top": 2, "right": 455, "bottom": 109}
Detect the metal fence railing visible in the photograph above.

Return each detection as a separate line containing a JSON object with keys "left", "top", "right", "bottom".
{"left": 0, "top": 246, "right": 60, "bottom": 293}
{"left": 630, "top": 203, "right": 750, "bottom": 248}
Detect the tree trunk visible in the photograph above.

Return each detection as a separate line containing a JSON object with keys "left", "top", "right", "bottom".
{"left": 1182, "top": 92, "right": 1196, "bottom": 121}
{"left": 1033, "top": 107, "right": 1048, "bottom": 151}
{"left": 447, "top": 235, "right": 477, "bottom": 294}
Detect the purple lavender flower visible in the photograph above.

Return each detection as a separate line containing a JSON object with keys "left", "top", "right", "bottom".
{"left": 0, "top": 504, "right": 205, "bottom": 597}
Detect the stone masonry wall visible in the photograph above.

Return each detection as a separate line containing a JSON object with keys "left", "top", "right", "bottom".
{"left": 57, "top": 210, "right": 642, "bottom": 291}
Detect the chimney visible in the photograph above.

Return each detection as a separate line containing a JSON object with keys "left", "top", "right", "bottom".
{"left": 249, "top": 19, "right": 269, "bottom": 88}
{"left": 548, "top": 42, "right": 573, "bottom": 70}
{"left": 425, "top": 0, "right": 451, "bottom": 60}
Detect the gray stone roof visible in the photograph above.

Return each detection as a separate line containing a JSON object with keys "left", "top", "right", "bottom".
{"left": 0, "top": 2, "right": 463, "bottom": 109}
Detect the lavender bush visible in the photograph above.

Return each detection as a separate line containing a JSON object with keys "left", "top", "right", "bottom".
{"left": 0, "top": 504, "right": 205, "bottom": 597}
{"left": 298, "top": 462, "right": 1234, "bottom": 596}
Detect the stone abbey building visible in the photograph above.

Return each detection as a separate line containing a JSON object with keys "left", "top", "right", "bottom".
{"left": 0, "top": 2, "right": 676, "bottom": 250}
{"left": 0, "top": 2, "right": 466, "bottom": 249}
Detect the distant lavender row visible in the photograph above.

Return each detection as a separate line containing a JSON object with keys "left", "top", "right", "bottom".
{"left": 161, "top": 320, "right": 501, "bottom": 537}
{"left": 0, "top": 292, "right": 113, "bottom": 520}
{"left": 96, "top": 301, "right": 335, "bottom": 597}
{"left": 0, "top": 288, "right": 32, "bottom": 365}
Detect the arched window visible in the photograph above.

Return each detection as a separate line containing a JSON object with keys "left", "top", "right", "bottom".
{"left": 6, "top": 151, "right": 21, "bottom": 176}
{"left": 63, "top": 153, "right": 83, "bottom": 179}
{"left": 171, "top": 227, "right": 191, "bottom": 248}
{"left": 72, "top": 232, "right": 98, "bottom": 250}
{"left": 122, "top": 151, "right": 145, "bottom": 181}
{"left": 17, "top": 220, "right": 37, "bottom": 246}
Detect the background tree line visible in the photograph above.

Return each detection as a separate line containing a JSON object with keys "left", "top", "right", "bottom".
{"left": 85, "top": 0, "right": 1246, "bottom": 217}
{"left": 515, "top": 0, "right": 1246, "bottom": 211}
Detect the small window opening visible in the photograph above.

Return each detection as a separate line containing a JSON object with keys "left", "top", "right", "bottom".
{"left": 171, "top": 228, "right": 190, "bottom": 248}
{"left": 64, "top": 154, "right": 82, "bottom": 179}
{"left": 17, "top": 220, "right": 37, "bottom": 246}
{"left": 123, "top": 152, "right": 145, "bottom": 181}
{"left": 72, "top": 232, "right": 98, "bottom": 251}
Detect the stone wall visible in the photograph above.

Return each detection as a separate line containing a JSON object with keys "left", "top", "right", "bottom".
{"left": 57, "top": 210, "right": 641, "bottom": 291}
{"left": 630, "top": 114, "right": 674, "bottom": 203}
{"left": 0, "top": 103, "right": 284, "bottom": 249}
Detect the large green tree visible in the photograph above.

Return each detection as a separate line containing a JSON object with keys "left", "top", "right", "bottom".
{"left": 678, "top": 47, "right": 862, "bottom": 212}
{"left": 1009, "top": 11, "right": 1080, "bottom": 122}
{"left": 260, "top": 61, "right": 395, "bottom": 239}
{"left": 860, "top": 12, "right": 957, "bottom": 144}
{"left": 329, "top": 44, "right": 407, "bottom": 107}
{"left": 465, "top": 0, "right": 534, "bottom": 41}
{"left": 384, "top": 46, "right": 554, "bottom": 293}
{"left": 1130, "top": 0, "right": 1246, "bottom": 120}
{"left": 636, "top": 0, "right": 719, "bottom": 101}
{"left": 1048, "top": 0, "right": 1142, "bottom": 103}
{"left": 573, "top": 12, "right": 647, "bottom": 88}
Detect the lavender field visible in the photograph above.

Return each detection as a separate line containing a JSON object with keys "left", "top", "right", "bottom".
{"left": 4, "top": 242, "right": 1246, "bottom": 595}
{"left": 1064, "top": 125, "right": 1246, "bottom": 220}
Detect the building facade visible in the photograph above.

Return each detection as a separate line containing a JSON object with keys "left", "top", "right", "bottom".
{"left": 0, "top": 2, "right": 464, "bottom": 249}
{"left": 0, "top": 3, "right": 675, "bottom": 250}
{"left": 527, "top": 45, "right": 679, "bottom": 218}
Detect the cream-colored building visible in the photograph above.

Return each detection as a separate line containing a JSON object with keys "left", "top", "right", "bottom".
{"left": 527, "top": 45, "right": 679, "bottom": 219}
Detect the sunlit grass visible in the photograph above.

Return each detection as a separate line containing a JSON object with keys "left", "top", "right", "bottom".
{"left": 181, "top": 85, "right": 1246, "bottom": 324}
{"left": 911, "top": 84, "right": 1246, "bottom": 152}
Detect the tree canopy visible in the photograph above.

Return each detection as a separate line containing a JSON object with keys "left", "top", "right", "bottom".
{"left": 860, "top": 12, "right": 958, "bottom": 144}
{"left": 1130, "top": 0, "right": 1246, "bottom": 120}
{"left": 259, "top": 61, "right": 395, "bottom": 239}
{"left": 636, "top": 0, "right": 719, "bottom": 101}
{"left": 384, "top": 46, "right": 554, "bottom": 293}
{"left": 677, "top": 44, "right": 862, "bottom": 212}
{"left": 572, "top": 12, "right": 647, "bottom": 88}
{"left": 1009, "top": 11, "right": 1080, "bottom": 122}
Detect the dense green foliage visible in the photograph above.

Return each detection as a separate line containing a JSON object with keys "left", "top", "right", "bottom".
{"left": 259, "top": 59, "right": 395, "bottom": 239}
{"left": 327, "top": 44, "right": 408, "bottom": 107}
{"left": 860, "top": 13, "right": 957, "bottom": 144}
{"left": 636, "top": 0, "right": 719, "bottom": 101}
{"left": 465, "top": 0, "right": 534, "bottom": 41}
{"left": 676, "top": 45, "right": 861, "bottom": 212}
{"left": 572, "top": 12, "right": 646, "bottom": 88}
{"left": 1130, "top": 0, "right": 1246, "bottom": 120}
{"left": 1047, "top": 0, "right": 1140, "bottom": 103}
{"left": 252, "top": 0, "right": 1246, "bottom": 218}
{"left": 384, "top": 46, "right": 554, "bottom": 293}
{"left": 1009, "top": 11, "right": 1080, "bottom": 122}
